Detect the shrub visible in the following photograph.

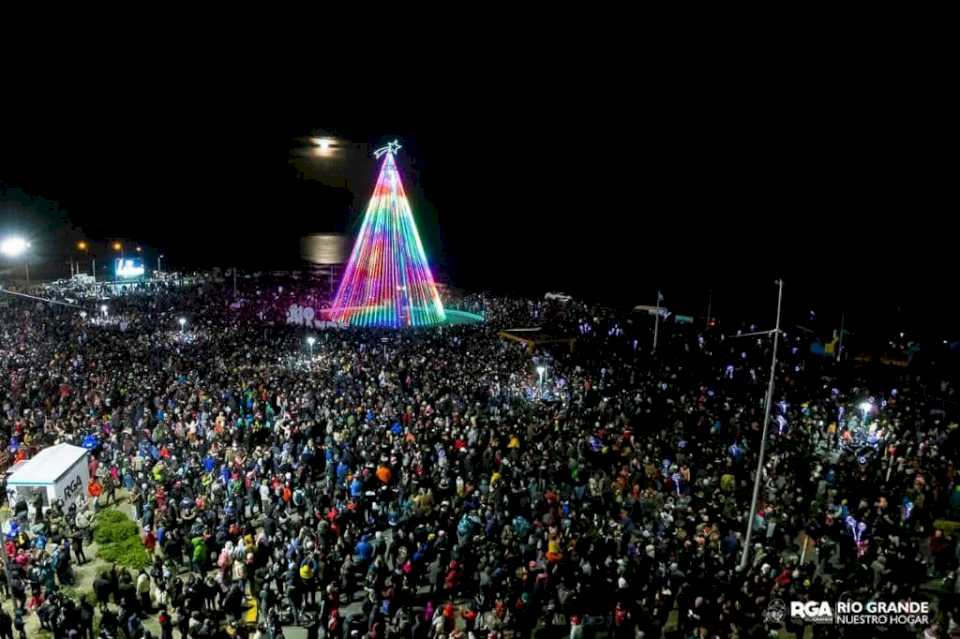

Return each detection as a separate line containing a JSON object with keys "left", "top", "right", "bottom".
{"left": 98, "top": 536, "right": 152, "bottom": 570}
{"left": 61, "top": 586, "right": 98, "bottom": 607}
{"left": 94, "top": 509, "right": 139, "bottom": 546}
{"left": 94, "top": 509, "right": 151, "bottom": 570}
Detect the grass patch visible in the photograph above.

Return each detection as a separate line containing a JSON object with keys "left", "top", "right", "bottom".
{"left": 94, "top": 509, "right": 151, "bottom": 570}
{"left": 94, "top": 509, "right": 139, "bottom": 546}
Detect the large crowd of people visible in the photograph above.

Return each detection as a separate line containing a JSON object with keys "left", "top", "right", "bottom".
{"left": 1, "top": 275, "right": 959, "bottom": 639}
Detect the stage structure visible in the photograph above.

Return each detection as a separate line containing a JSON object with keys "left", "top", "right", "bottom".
{"left": 330, "top": 141, "right": 446, "bottom": 327}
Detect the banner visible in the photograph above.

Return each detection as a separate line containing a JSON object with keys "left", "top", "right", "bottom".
{"left": 286, "top": 304, "right": 345, "bottom": 329}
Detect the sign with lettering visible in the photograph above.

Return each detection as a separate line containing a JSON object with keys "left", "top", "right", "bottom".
{"left": 63, "top": 473, "right": 83, "bottom": 503}
{"left": 286, "top": 304, "right": 345, "bottom": 329}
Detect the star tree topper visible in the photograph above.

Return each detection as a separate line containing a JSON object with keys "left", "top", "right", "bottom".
{"left": 374, "top": 140, "right": 402, "bottom": 158}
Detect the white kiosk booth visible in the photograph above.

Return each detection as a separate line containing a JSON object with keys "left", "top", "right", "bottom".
{"left": 5, "top": 443, "right": 90, "bottom": 514}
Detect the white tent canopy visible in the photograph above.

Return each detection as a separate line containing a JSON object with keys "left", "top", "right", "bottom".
{"left": 6, "top": 443, "right": 90, "bottom": 512}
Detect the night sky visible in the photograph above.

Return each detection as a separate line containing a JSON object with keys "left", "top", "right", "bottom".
{"left": 0, "top": 82, "right": 953, "bottom": 337}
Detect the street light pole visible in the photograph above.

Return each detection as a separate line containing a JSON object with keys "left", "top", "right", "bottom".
{"left": 837, "top": 312, "right": 845, "bottom": 362}
{"left": 738, "top": 278, "right": 784, "bottom": 572}
{"left": 652, "top": 289, "right": 662, "bottom": 353}
{"left": 706, "top": 289, "right": 713, "bottom": 329}
{"left": 1, "top": 237, "right": 32, "bottom": 286}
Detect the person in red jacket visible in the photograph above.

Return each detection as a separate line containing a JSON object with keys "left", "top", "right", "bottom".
{"left": 144, "top": 527, "right": 157, "bottom": 554}
{"left": 444, "top": 561, "right": 461, "bottom": 594}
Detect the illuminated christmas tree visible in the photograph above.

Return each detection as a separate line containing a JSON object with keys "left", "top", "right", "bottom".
{"left": 330, "top": 140, "right": 446, "bottom": 327}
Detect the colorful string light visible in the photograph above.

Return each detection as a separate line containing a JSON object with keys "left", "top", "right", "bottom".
{"left": 671, "top": 472, "right": 682, "bottom": 496}
{"left": 845, "top": 515, "right": 868, "bottom": 557}
{"left": 902, "top": 497, "right": 914, "bottom": 522}
{"left": 330, "top": 141, "right": 446, "bottom": 327}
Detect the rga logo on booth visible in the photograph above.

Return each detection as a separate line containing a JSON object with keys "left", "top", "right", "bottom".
{"left": 790, "top": 601, "right": 834, "bottom": 624}
{"left": 63, "top": 474, "right": 84, "bottom": 502}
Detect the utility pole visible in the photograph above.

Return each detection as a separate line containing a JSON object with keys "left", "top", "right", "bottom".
{"left": 706, "top": 289, "right": 713, "bottom": 329}
{"left": 837, "top": 312, "right": 845, "bottom": 362}
{"left": 738, "top": 279, "right": 784, "bottom": 572}
{"left": 652, "top": 289, "right": 662, "bottom": 353}
{"left": 233, "top": 268, "right": 238, "bottom": 297}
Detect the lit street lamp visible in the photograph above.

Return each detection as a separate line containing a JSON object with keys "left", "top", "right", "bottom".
{"left": 0, "top": 237, "right": 29, "bottom": 257}
{"left": 312, "top": 137, "right": 335, "bottom": 156}
{"left": 76, "top": 240, "right": 93, "bottom": 278}
{"left": 179, "top": 317, "right": 187, "bottom": 332}
{"left": 101, "top": 304, "right": 108, "bottom": 317}
{"left": 536, "top": 365, "right": 546, "bottom": 387}
{"left": 307, "top": 336, "right": 316, "bottom": 356}
{"left": 1, "top": 236, "right": 31, "bottom": 284}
